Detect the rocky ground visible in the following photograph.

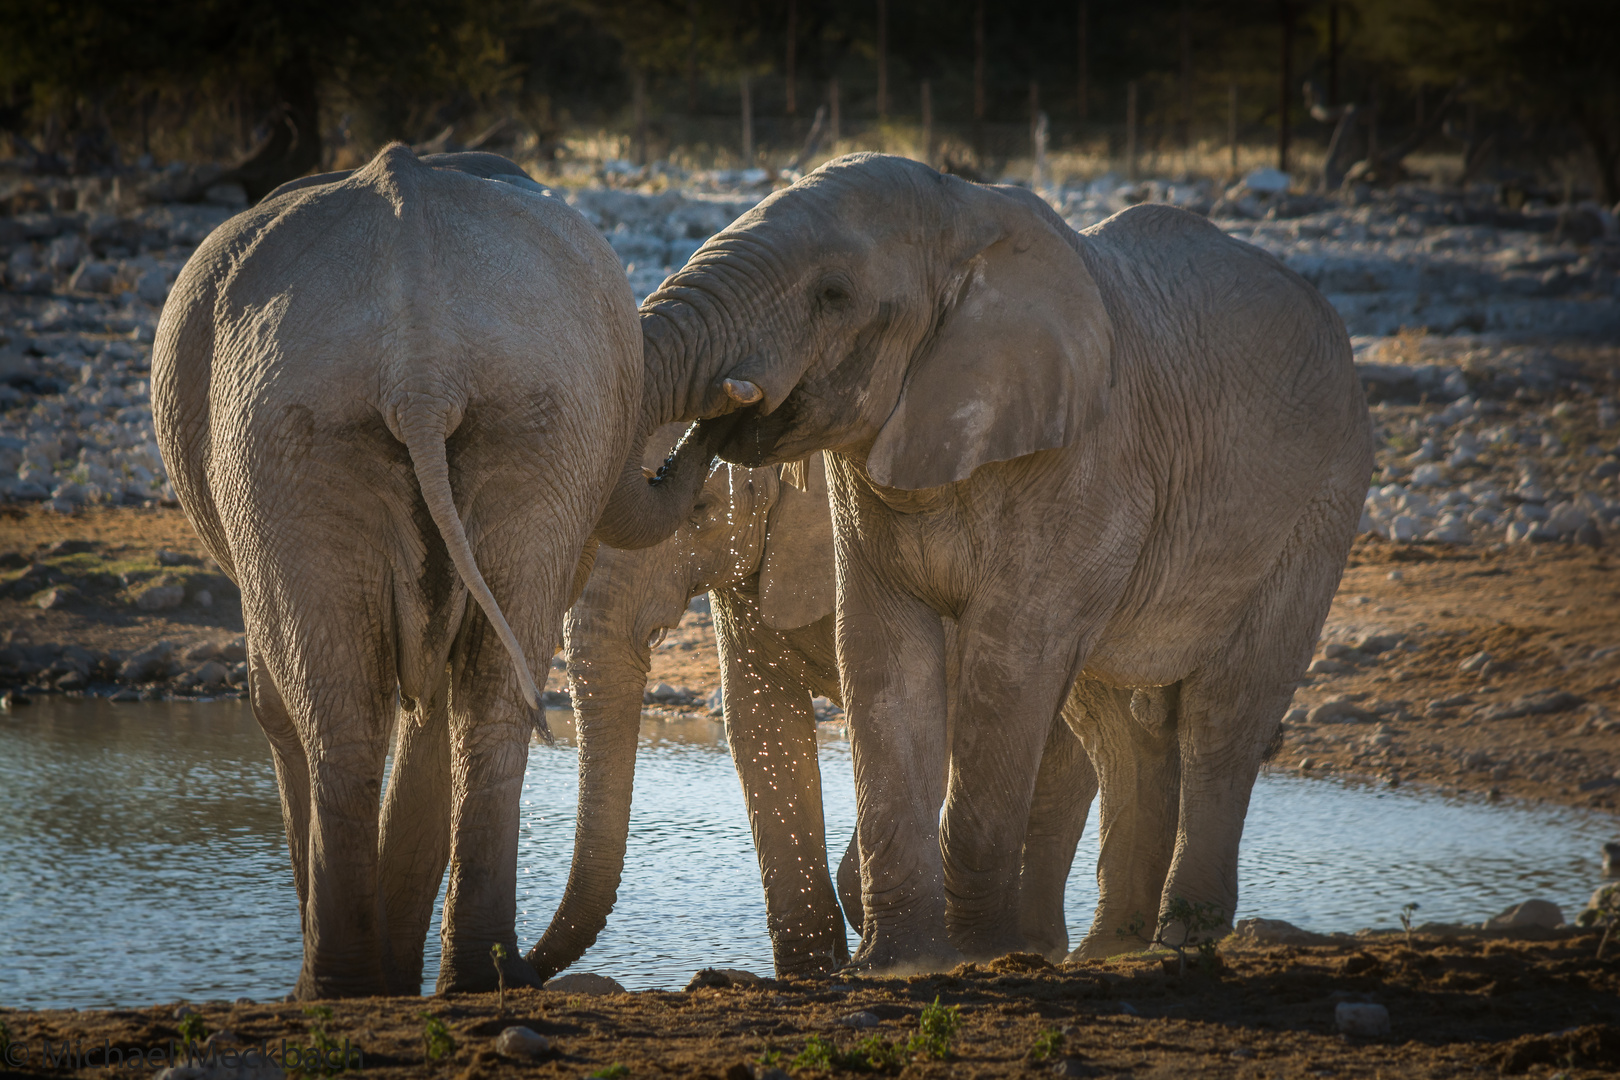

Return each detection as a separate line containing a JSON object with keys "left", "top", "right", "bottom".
{"left": 3, "top": 927, "right": 1619, "bottom": 1078}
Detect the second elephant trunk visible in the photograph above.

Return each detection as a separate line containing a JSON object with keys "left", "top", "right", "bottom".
{"left": 526, "top": 540, "right": 673, "bottom": 978}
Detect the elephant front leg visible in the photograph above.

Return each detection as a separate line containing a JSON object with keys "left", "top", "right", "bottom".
{"left": 714, "top": 590, "right": 847, "bottom": 974}
{"left": 1017, "top": 700, "right": 1097, "bottom": 960}
{"left": 839, "top": 577, "right": 957, "bottom": 974}
{"left": 939, "top": 636, "right": 1078, "bottom": 962}
{"left": 378, "top": 672, "right": 452, "bottom": 996}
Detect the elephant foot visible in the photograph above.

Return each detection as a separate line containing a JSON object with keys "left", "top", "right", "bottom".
{"left": 847, "top": 931, "right": 964, "bottom": 977}
{"left": 436, "top": 945, "right": 545, "bottom": 995}
{"left": 293, "top": 966, "right": 389, "bottom": 1001}
{"left": 1066, "top": 931, "right": 1141, "bottom": 964}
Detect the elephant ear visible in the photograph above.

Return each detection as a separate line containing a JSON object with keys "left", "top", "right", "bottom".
{"left": 758, "top": 452, "right": 836, "bottom": 630}
{"left": 866, "top": 197, "right": 1115, "bottom": 491}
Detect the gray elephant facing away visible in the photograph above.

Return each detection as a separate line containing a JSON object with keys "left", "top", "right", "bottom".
{"left": 642, "top": 153, "right": 1374, "bottom": 972}
{"left": 152, "top": 146, "right": 728, "bottom": 998}
{"left": 533, "top": 435, "right": 1097, "bottom": 978}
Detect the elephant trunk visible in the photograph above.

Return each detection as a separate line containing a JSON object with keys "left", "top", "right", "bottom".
{"left": 527, "top": 539, "right": 687, "bottom": 979}
{"left": 525, "top": 625, "right": 649, "bottom": 978}
{"left": 593, "top": 414, "right": 732, "bottom": 551}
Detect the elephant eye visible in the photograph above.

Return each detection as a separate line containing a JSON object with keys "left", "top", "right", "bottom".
{"left": 816, "top": 282, "right": 852, "bottom": 311}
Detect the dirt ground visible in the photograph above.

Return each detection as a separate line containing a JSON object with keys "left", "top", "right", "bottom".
{"left": 3, "top": 929, "right": 1618, "bottom": 1078}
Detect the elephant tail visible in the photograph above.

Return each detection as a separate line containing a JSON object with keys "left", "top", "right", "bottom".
{"left": 399, "top": 409, "right": 547, "bottom": 728}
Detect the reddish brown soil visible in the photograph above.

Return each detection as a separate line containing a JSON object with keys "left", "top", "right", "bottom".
{"left": 3, "top": 930, "right": 1617, "bottom": 1078}
{"left": 1281, "top": 536, "right": 1620, "bottom": 811}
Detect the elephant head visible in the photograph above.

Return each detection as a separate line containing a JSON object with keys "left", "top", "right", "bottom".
{"left": 527, "top": 429, "right": 838, "bottom": 977}
{"left": 639, "top": 153, "right": 1115, "bottom": 489}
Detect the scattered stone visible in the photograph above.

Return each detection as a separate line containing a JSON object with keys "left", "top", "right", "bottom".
{"left": 1308, "top": 698, "right": 1378, "bottom": 724}
{"left": 135, "top": 581, "right": 185, "bottom": 611}
{"left": 33, "top": 586, "right": 73, "bottom": 609}
{"left": 543, "top": 972, "right": 625, "bottom": 995}
{"left": 1335, "top": 1002, "right": 1390, "bottom": 1037}
{"left": 1483, "top": 899, "right": 1564, "bottom": 930}
{"left": 1458, "top": 651, "right": 1493, "bottom": 674}
{"left": 1230, "top": 918, "right": 1333, "bottom": 947}
{"left": 493, "top": 1026, "right": 553, "bottom": 1059}
{"left": 1476, "top": 689, "right": 1582, "bottom": 721}
{"left": 685, "top": 968, "right": 731, "bottom": 990}
{"left": 118, "top": 641, "right": 176, "bottom": 682}
{"left": 157, "top": 548, "right": 197, "bottom": 566}
{"left": 835, "top": 1010, "right": 881, "bottom": 1028}
{"left": 190, "top": 661, "right": 230, "bottom": 689}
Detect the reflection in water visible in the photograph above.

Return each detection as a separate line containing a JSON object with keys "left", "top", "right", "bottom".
{"left": 0, "top": 698, "right": 1614, "bottom": 1007}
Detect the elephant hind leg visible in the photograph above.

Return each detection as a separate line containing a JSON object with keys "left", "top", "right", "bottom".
{"left": 1161, "top": 493, "right": 1354, "bottom": 945}
{"left": 242, "top": 563, "right": 400, "bottom": 1000}
{"left": 250, "top": 646, "right": 312, "bottom": 919}
{"left": 378, "top": 665, "right": 452, "bottom": 997}
{"left": 1068, "top": 678, "right": 1180, "bottom": 961}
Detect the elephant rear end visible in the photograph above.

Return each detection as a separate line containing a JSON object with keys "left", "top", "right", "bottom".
{"left": 151, "top": 144, "right": 645, "bottom": 998}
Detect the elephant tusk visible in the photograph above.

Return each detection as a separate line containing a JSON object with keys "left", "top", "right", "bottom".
{"left": 723, "top": 378, "right": 764, "bottom": 405}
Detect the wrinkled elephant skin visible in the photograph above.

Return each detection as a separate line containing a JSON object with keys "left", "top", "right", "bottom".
{"left": 639, "top": 153, "right": 1375, "bottom": 971}
{"left": 153, "top": 146, "right": 723, "bottom": 998}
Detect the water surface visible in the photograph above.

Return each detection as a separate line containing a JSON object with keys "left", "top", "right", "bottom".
{"left": 0, "top": 697, "right": 1613, "bottom": 1007}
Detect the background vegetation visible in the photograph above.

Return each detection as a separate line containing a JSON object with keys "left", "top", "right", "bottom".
{"left": 0, "top": 0, "right": 1615, "bottom": 199}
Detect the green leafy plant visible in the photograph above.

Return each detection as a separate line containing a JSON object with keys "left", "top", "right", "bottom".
{"left": 906, "top": 996, "right": 960, "bottom": 1061}
{"left": 1576, "top": 885, "right": 1620, "bottom": 959}
{"left": 1029, "top": 1027, "right": 1064, "bottom": 1062}
{"left": 1399, "top": 902, "right": 1421, "bottom": 947}
{"left": 791, "top": 1035, "right": 839, "bottom": 1070}
{"left": 302, "top": 1006, "right": 349, "bottom": 1075}
{"left": 419, "top": 1011, "right": 456, "bottom": 1063}
{"left": 588, "top": 1066, "right": 630, "bottom": 1079}
{"left": 176, "top": 1011, "right": 210, "bottom": 1046}
{"left": 1117, "top": 897, "right": 1227, "bottom": 977}
{"left": 789, "top": 1033, "right": 906, "bottom": 1073}
{"left": 490, "top": 942, "right": 509, "bottom": 1012}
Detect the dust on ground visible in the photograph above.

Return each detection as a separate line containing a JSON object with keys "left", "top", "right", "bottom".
{"left": 3, "top": 929, "right": 1617, "bottom": 1078}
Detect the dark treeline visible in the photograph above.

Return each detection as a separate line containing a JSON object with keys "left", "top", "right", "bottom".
{"left": 0, "top": 0, "right": 1616, "bottom": 201}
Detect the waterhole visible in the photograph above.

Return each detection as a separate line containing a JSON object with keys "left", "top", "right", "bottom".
{"left": 0, "top": 697, "right": 1612, "bottom": 1007}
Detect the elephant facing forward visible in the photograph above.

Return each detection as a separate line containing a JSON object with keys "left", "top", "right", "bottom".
{"left": 529, "top": 433, "right": 1097, "bottom": 977}
{"left": 153, "top": 147, "right": 725, "bottom": 998}
{"left": 639, "top": 153, "right": 1374, "bottom": 971}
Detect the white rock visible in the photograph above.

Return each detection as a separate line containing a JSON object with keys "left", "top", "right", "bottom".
{"left": 1406, "top": 438, "right": 1440, "bottom": 463}
{"left": 1230, "top": 918, "right": 1332, "bottom": 946}
{"left": 135, "top": 583, "right": 186, "bottom": 611}
{"left": 1409, "top": 463, "right": 1446, "bottom": 487}
{"left": 1242, "top": 167, "right": 1291, "bottom": 195}
{"left": 1482, "top": 898, "right": 1563, "bottom": 930}
{"left": 836, "top": 1010, "right": 881, "bottom": 1028}
{"left": 494, "top": 1026, "right": 553, "bottom": 1058}
{"left": 543, "top": 971, "right": 625, "bottom": 995}
{"left": 1390, "top": 514, "right": 1421, "bottom": 542}
{"left": 1335, "top": 1002, "right": 1390, "bottom": 1037}
{"left": 1426, "top": 519, "right": 1472, "bottom": 544}
{"left": 1458, "top": 651, "right": 1492, "bottom": 673}
{"left": 1505, "top": 521, "right": 1531, "bottom": 543}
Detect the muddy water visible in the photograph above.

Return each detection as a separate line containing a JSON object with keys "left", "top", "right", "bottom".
{"left": 0, "top": 697, "right": 1613, "bottom": 1008}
